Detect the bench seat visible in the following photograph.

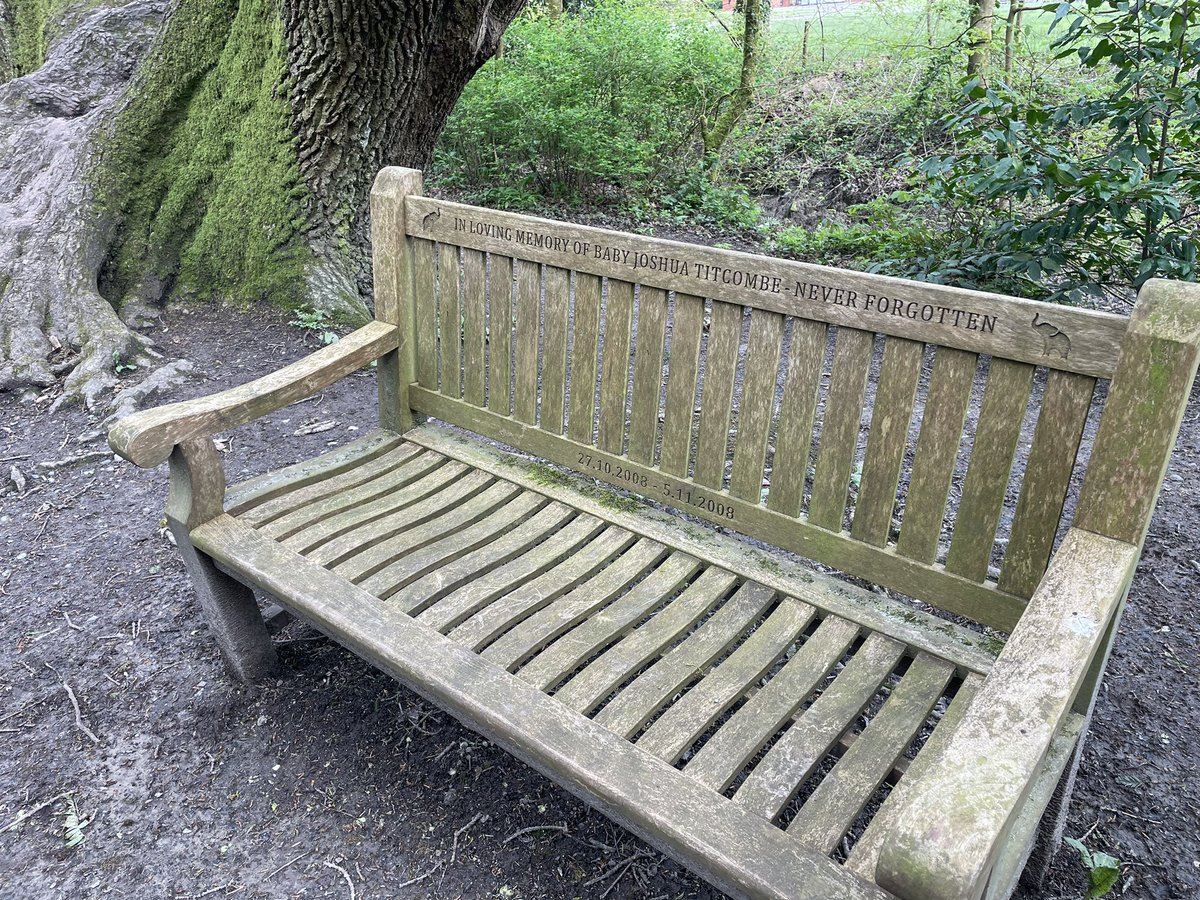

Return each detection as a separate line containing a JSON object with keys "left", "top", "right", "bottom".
{"left": 204, "top": 423, "right": 1077, "bottom": 899}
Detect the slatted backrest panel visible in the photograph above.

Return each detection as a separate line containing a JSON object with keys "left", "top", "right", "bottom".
{"left": 403, "top": 199, "right": 1129, "bottom": 633}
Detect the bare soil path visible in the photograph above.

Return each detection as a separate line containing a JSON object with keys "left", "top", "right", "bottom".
{"left": 1, "top": 303, "right": 1196, "bottom": 899}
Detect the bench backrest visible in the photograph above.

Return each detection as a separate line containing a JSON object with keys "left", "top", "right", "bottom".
{"left": 371, "top": 169, "right": 1200, "bottom": 634}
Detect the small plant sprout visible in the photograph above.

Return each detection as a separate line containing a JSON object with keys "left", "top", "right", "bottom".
{"left": 1065, "top": 836, "right": 1121, "bottom": 899}
{"left": 289, "top": 307, "right": 340, "bottom": 345}
{"left": 112, "top": 350, "right": 138, "bottom": 375}
{"left": 61, "top": 795, "right": 88, "bottom": 849}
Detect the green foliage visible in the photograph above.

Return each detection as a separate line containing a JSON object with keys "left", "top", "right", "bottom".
{"left": 111, "top": 350, "right": 138, "bottom": 375}
{"left": 289, "top": 307, "right": 340, "bottom": 345}
{"left": 911, "top": 1, "right": 1200, "bottom": 302}
{"left": 772, "top": 197, "right": 942, "bottom": 266}
{"left": 98, "top": 0, "right": 314, "bottom": 311}
{"left": 61, "top": 795, "right": 87, "bottom": 849}
{"left": 1064, "top": 836, "right": 1121, "bottom": 898}
{"left": 435, "top": 0, "right": 738, "bottom": 216}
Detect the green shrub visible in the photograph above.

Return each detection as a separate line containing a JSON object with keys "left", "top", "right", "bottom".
{"left": 434, "top": 0, "right": 738, "bottom": 211}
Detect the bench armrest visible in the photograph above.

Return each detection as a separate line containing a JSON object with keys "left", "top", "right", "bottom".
{"left": 876, "top": 527, "right": 1138, "bottom": 900}
{"left": 109, "top": 321, "right": 399, "bottom": 468}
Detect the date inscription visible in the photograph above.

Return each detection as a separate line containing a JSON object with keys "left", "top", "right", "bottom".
{"left": 576, "top": 453, "right": 737, "bottom": 521}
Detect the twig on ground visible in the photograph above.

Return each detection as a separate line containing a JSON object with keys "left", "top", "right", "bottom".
{"left": 450, "top": 812, "right": 485, "bottom": 866}
{"left": 323, "top": 860, "right": 355, "bottom": 900}
{"left": 62, "top": 611, "right": 83, "bottom": 632}
{"left": 35, "top": 450, "right": 110, "bottom": 471}
{"left": 503, "top": 823, "right": 568, "bottom": 844}
{"left": 45, "top": 665, "right": 101, "bottom": 746}
{"left": 1, "top": 792, "right": 70, "bottom": 833}
{"left": 264, "top": 851, "right": 310, "bottom": 880}
{"left": 396, "top": 862, "right": 441, "bottom": 889}
{"left": 1101, "top": 806, "right": 1164, "bottom": 826}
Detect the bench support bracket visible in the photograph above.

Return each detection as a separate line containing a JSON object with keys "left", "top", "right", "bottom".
{"left": 167, "top": 437, "right": 277, "bottom": 682}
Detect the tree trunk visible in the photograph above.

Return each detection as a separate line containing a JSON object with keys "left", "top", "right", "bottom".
{"left": 702, "top": 0, "right": 767, "bottom": 160}
{"left": 0, "top": 0, "right": 525, "bottom": 406}
{"left": 966, "top": 0, "right": 996, "bottom": 77}
{"left": 0, "top": 1, "right": 168, "bottom": 405}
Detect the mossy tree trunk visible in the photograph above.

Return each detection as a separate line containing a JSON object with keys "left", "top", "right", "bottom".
{"left": 0, "top": 0, "right": 525, "bottom": 406}
{"left": 701, "top": 0, "right": 767, "bottom": 163}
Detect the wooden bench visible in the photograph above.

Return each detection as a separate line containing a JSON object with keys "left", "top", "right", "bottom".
{"left": 109, "top": 168, "right": 1200, "bottom": 900}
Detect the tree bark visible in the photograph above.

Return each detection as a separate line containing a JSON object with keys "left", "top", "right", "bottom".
{"left": 702, "top": 0, "right": 767, "bottom": 160}
{"left": 0, "top": 0, "right": 527, "bottom": 406}
{"left": 966, "top": 0, "right": 996, "bottom": 77}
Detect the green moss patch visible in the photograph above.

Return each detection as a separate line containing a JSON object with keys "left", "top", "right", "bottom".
{"left": 98, "top": 0, "right": 313, "bottom": 311}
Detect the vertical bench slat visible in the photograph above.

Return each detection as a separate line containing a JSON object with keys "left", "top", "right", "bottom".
{"left": 998, "top": 371, "right": 1094, "bottom": 598}
{"left": 488, "top": 255, "right": 513, "bottom": 415}
{"left": 541, "top": 265, "right": 572, "bottom": 434}
{"left": 513, "top": 260, "right": 541, "bottom": 425}
{"left": 413, "top": 238, "right": 437, "bottom": 389}
{"left": 945, "top": 359, "right": 1036, "bottom": 581}
{"left": 852, "top": 337, "right": 924, "bottom": 547}
{"left": 628, "top": 287, "right": 669, "bottom": 465}
{"left": 895, "top": 347, "right": 978, "bottom": 563}
{"left": 462, "top": 249, "right": 487, "bottom": 407}
{"left": 568, "top": 273, "right": 603, "bottom": 445}
{"left": 809, "top": 328, "right": 875, "bottom": 531}
{"left": 767, "top": 319, "right": 827, "bottom": 518}
{"left": 659, "top": 293, "right": 705, "bottom": 478}
{"left": 694, "top": 301, "right": 742, "bottom": 489}
{"left": 598, "top": 279, "right": 635, "bottom": 454}
{"left": 438, "top": 243, "right": 462, "bottom": 399}
{"left": 730, "top": 310, "right": 785, "bottom": 502}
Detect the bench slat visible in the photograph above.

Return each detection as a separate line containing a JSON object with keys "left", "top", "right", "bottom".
{"left": 767, "top": 318, "right": 827, "bottom": 517}
{"left": 514, "top": 259, "right": 540, "bottom": 425}
{"left": 695, "top": 301, "right": 742, "bottom": 489}
{"left": 945, "top": 360, "right": 1036, "bottom": 581}
{"left": 844, "top": 673, "right": 982, "bottom": 878}
{"left": 262, "top": 449, "right": 442, "bottom": 541}
{"left": 517, "top": 551, "right": 703, "bottom": 691}
{"left": 462, "top": 248, "right": 488, "bottom": 407}
{"left": 852, "top": 338, "right": 924, "bottom": 546}
{"left": 786, "top": 653, "right": 956, "bottom": 854}
{"left": 331, "top": 477, "right": 516, "bottom": 580}
{"left": 389, "top": 502, "right": 577, "bottom": 615}
{"left": 554, "top": 567, "right": 738, "bottom": 715}
{"left": 192, "top": 514, "right": 893, "bottom": 900}
{"left": 281, "top": 460, "right": 470, "bottom": 559}
{"left": 637, "top": 598, "right": 816, "bottom": 764}
{"left": 438, "top": 242, "right": 462, "bottom": 398}
{"left": 481, "top": 537, "right": 668, "bottom": 670}
{"left": 598, "top": 278, "right": 635, "bottom": 454}
{"left": 896, "top": 347, "right": 978, "bottom": 563}
{"left": 567, "top": 272, "right": 603, "bottom": 444}
{"left": 730, "top": 310, "right": 785, "bottom": 502}
{"left": 450, "top": 526, "right": 638, "bottom": 651}
{"left": 487, "top": 254, "right": 514, "bottom": 415}
{"left": 684, "top": 616, "right": 862, "bottom": 793}
{"left": 809, "top": 328, "right": 875, "bottom": 529}
{"left": 359, "top": 491, "right": 550, "bottom": 600}
{"left": 238, "top": 442, "right": 420, "bottom": 528}
{"left": 541, "top": 265, "right": 571, "bottom": 434}
{"left": 416, "top": 513, "right": 606, "bottom": 632}
{"left": 732, "top": 633, "right": 906, "bottom": 821}
{"left": 998, "top": 370, "right": 1095, "bottom": 598}
{"left": 659, "top": 293, "right": 705, "bottom": 478}
{"left": 628, "top": 286, "right": 669, "bottom": 465}
{"left": 413, "top": 239, "right": 438, "bottom": 389}
{"left": 594, "top": 581, "right": 777, "bottom": 739}
{"left": 319, "top": 469, "right": 496, "bottom": 574}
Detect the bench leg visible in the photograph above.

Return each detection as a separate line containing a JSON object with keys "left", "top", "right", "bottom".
{"left": 173, "top": 529, "right": 278, "bottom": 682}
{"left": 1019, "top": 712, "right": 1090, "bottom": 894}
{"left": 166, "top": 437, "right": 277, "bottom": 683}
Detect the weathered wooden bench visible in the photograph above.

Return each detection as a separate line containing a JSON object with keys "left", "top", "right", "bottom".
{"left": 110, "top": 168, "right": 1200, "bottom": 900}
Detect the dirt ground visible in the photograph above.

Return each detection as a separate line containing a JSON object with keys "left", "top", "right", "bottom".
{"left": 1, "top": 301, "right": 1197, "bottom": 900}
